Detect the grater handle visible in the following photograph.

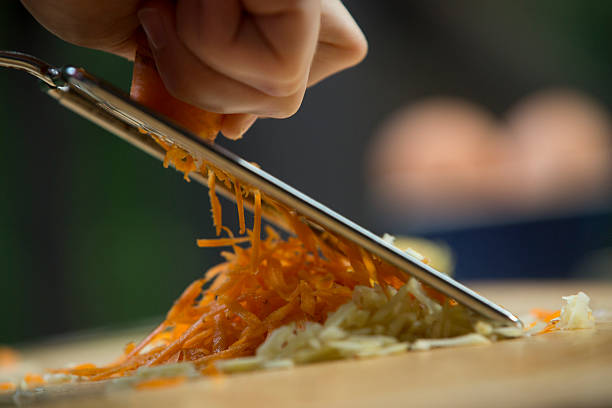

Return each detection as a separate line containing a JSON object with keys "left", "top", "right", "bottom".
{"left": 0, "top": 50, "right": 60, "bottom": 88}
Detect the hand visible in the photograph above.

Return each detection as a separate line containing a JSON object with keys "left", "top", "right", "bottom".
{"left": 21, "top": 0, "right": 367, "bottom": 139}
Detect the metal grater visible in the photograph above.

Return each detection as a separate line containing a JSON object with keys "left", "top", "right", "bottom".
{"left": 0, "top": 50, "right": 522, "bottom": 329}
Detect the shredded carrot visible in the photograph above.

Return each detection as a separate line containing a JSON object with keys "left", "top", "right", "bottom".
{"left": 530, "top": 308, "right": 560, "bottom": 323}
{"left": 529, "top": 308, "right": 562, "bottom": 335}
{"left": 251, "top": 190, "right": 262, "bottom": 273}
{"left": 233, "top": 178, "right": 246, "bottom": 235}
{"left": 0, "top": 347, "right": 18, "bottom": 367}
{"left": 538, "top": 323, "right": 559, "bottom": 335}
{"left": 135, "top": 376, "right": 186, "bottom": 390}
{"left": 206, "top": 167, "right": 223, "bottom": 236}
{"left": 163, "top": 146, "right": 197, "bottom": 181}
{"left": 0, "top": 382, "right": 15, "bottom": 391}
{"left": 150, "top": 134, "right": 171, "bottom": 151}
{"left": 524, "top": 321, "right": 537, "bottom": 331}
{"left": 48, "top": 132, "right": 455, "bottom": 382}
{"left": 24, "top": 373, "right": 45, "bottom": 386}
{"left": 196, "top": 236, "right": 250, "bottom": 247}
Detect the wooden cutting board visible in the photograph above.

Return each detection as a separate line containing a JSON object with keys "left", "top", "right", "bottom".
{"left": 3, "top": 281, "right": 612, "bottom": 407}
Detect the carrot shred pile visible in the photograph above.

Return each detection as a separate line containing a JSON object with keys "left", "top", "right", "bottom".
{"left": 47, "top": 142, "right": 447, "bottom": 382}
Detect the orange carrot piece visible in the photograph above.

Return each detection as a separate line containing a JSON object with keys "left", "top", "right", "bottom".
{"left": 251, "top": 191, "right": 262, "bottom": 273}
{"left": 135, "top": 376, "right": 186, "bottom": 390}
{"left": 23, "top": 373, "right": 45, "bottom": 386}
{"left": 148, "top": 308, "right": 219, "bottom": 367}
{"left": 196, "top": 236, "right": 250, "bottom": 247}
{"left": 167, "top": 279, "right": 207, "bottom": 321}
{"left": 72, "top": 363, "right": 97, "bottom": 370}
{"left": 233, "top": 178, "right": 246, "bottom": 235}
{"left": 208, "top": 170, "right": 223, "bottom": 236}
{"left": 222, "top": 299, "right": 262, "bottom": 327}
{"left": 531, "top": 309, "right": 561, "bottom": 323}
{"left": 183, "top": 328, "right": 215, "bottom": 349}
{"left": 0, "top": 382, "right": 15, "bottom": 391}
{"left": 539, "top": 322, "right": 560, "bottom": 334}
{"left": 0, "top": 347, "right": 18, "bottom": 367}
{"left": 131, "top": 42, "right": 222, "bottom": 141}
{"left": 116, "top": 322, "right": 167, "bottom": 366}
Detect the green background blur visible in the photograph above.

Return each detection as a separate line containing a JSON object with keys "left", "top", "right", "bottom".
{"left": 1, "top": 2, "right": 612, "bottom": 344}
{"left": 0, "top": 3, "right": 225, "bottom": 344}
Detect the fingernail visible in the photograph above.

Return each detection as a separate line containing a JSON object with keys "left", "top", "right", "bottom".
{"left": 138, "top": 8, "right": 166, "bottom": 50}
{"left": 240, "top": 116, "right": 258, "bottom": 136}
{"left": 223, "top": 128, "right": 244, "bottom": 141}
{"left": 233, "top": 117, "right": 258, "bottom": 140}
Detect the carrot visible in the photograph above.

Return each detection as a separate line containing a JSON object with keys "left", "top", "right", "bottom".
{"left": 529, "top": 308, "right": 562, "bottom": 335}
{"left": 135, "top": 376, "right": 186, "bottom": 390}
{"left": 131, "top": 42, "right": 223, "bottom": 141}
{"left": 183, "top": 328, "right": 214, "bottom": 349}
{"left": 251, "top": 190, "right": 262, "bottom": 273}
{"left": 196, "top": 236, "right": 250, "bottom": 247}
{"left": 207, "top": 169, "right": 223, "bottom": 236}
{"left": 233, "top": 178, "right": 246, "bottom": 235}
{"left": 118, "top": 322, "right": 167, "bottom": 364}
{"left": 162, "top": 146, "right": 197, "bottom": 181}
{"left": 0, "top": 347, "right": 18, "bottom": 367}
{"left": 531, "top": 308, "right": 560, "bottom": 323}
{"left": 47, "top": 69, "right": 463, "bottom": 383}
{"left": 0, "top": 382, "right": 15, "bottom": 391}
{"left": 53, "top": 206, "right": 427, "bottom": 378}
{"left": 539, "top": 322, "right": 560, "bottom": 335}
{"left": 23, "top": 373, "right": 45, "bottom": 386}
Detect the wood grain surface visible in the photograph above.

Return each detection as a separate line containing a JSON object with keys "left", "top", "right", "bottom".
{"left": 3, "top": 281, "right": 612, "bottom": 407}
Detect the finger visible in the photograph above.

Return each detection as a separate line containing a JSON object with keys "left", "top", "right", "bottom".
{"left": 220, "top": 114, "right": 258, "bottom": 140}
{"left": 22, "top": 0, "right": 142, "bottom": 60}
{"left": 176, "top": 0, "right": 320, "bottom": 97}
{"left": 138, "top": 0, "right": 306, "bottom": 118}
{"left": 307, "top": 0, "right": 367, "bottom": 86}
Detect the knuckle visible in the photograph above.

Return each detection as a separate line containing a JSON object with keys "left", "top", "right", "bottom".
{"left": 263, "top": 78, "right": 303, "bottom": 98}
{"left": 177, "top": 22, "right": 207, "bottom": 53}
{"left": 261, "top": 63, "right": 307, "bottom": 97}
{"left": 177, "top": 22, "right": 215, "bottom": 64}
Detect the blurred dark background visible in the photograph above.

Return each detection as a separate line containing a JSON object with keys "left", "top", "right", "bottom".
{"left": 1, "top": 1, "right": 611, "bottom": 344}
